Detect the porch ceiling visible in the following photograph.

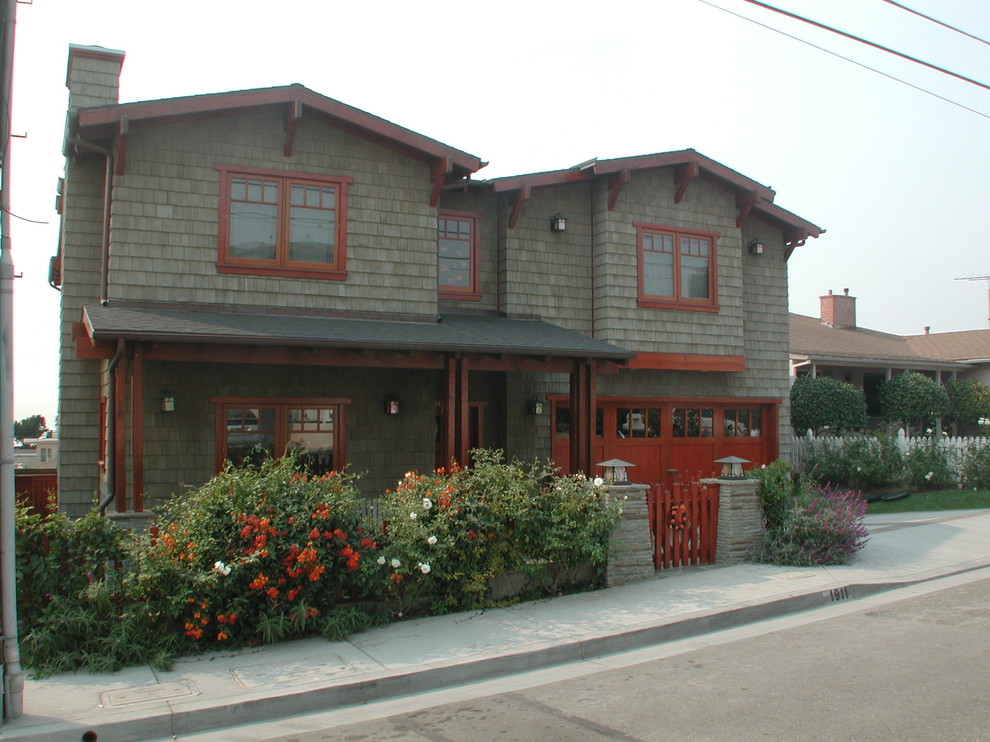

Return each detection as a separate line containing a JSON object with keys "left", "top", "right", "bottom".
{"left": 81, "top": 304, "right": 635, "bottom": 362}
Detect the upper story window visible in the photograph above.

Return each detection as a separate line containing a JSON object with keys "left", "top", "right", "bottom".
{"left": 635, "top": 223, "right": 719, "bottom": 312}
{"left": 438, "top": 210, "right": 480, "bottom": 300}
{"left": 217, "top": 166, "right": 350, "bottom": 280}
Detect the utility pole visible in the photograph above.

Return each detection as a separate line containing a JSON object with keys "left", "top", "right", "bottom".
{"left": 0, "top": 0, "right": 22, "bottom": 721}
{"left": 955, "top": 274, "right": 990, "bottom": 329}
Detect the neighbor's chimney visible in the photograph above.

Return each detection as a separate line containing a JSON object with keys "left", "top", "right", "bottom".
{"left": 65, "top": 44, "right": 125, "bottom": 113}
{"left": 820, "top": 288, "right": 857, "bottom": 329}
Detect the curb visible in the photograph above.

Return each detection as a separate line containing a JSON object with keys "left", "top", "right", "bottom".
{"left": 8, "top": 563, "right": 990, "bottom": 742}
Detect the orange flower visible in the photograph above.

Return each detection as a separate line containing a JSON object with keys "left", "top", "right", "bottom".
{"left": 389, "top": 572, "right": 403, "bottom": 585}
{"left": 248, "top": 573, "right": 268, "bottom": 590}
{"left": 309, "top": 528, "right": 320, "bottom": 539}
{"left": 266, "top": 586, "right": 280, "bottom": 599}
{"left": 217, "top": 631, "right": 229, "bottom": 641}
{"left": 360, "top": 538, "right": 377, "bottom": 549}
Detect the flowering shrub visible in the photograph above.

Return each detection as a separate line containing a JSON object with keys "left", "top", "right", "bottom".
{"left": 378, "top": 449, "right": 619, "bottom": 614}
{"left": 136, "top": 456, "right": 381, "bottom": 648}
{"left": 904, "top": 436, "right": 955, "bottom": 491}
{"left": 750, "top": 459, "right": 798, "bottom": 532}
{"left": 800, "top": 434, "right": 903, "bottom": 491}
{"left": 961, "top": 442, "right": 990, "bottom": 490}
{"left": 752, "top": 483, "right": 869, "bottom": 566}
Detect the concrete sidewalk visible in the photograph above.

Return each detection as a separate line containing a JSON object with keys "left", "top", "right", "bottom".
{"left": 6, "top": 509, "right": 990, "bottom": 742}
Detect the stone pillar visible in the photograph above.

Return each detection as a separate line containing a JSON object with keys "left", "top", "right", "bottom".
{"left": 703, "top": 478, "right": 763, "bottom": 564}
{"left": 606, "top": 483, "right": 654, "bottom": 586}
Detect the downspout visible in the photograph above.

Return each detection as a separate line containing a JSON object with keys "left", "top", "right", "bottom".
{"left": 98, "top": 340, "right": 125, "bottom": 515}
{"left": 99, "top": 148, "right": 113, "bottom": 306}
{"left": 0, "top": 0, "right": 23, "bottom": 720}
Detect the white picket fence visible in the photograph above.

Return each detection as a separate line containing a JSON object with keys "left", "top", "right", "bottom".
{"left": 789, "top": 430, "right": 990, "bottom": 476}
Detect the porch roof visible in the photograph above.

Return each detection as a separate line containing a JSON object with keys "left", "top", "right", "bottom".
{"left": 81, "top": 304, "right": 635, "bottom": 361}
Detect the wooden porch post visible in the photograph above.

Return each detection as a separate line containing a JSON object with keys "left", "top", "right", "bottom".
{"left": 113, "top": 340, "right": 128, "bottom": 512}
{"left": 569, "top": 360, "right": 596, "bottom": 475}
{"left": 131, "top": 344, "right": 144, "bottom": 512}
{"left": 440, "top": 354, "right": 470, "bottom": 467}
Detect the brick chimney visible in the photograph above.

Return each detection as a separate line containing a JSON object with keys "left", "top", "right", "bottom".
{"left": 820, "top": 288, "right": 856, "bottom": 329}
{"left": 65, "top": 44, "right": 125, "bottom": 113}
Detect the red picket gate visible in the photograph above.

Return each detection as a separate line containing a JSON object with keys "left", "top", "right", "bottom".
{"left": 650, "top": 480, "right": 719, "bottom": 569}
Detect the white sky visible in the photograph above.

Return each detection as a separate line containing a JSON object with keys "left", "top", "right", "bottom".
{"left": 8, "top": 0, "right": 990, "bottom": 428}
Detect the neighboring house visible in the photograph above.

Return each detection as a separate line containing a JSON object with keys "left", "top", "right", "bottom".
{"left": 790, "top": 289, "right": 990, "bottom": 419}
{"left": 53, "top": 44, "right": 822, "bottom": 518}
{"left": 13, "top": 437, "right": 59, "bottom": 470}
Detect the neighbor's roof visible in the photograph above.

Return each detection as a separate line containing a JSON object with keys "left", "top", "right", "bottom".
{"left": 68, "top": 83, "right": 485, "bottom": 178}
{"left": 82, "top": 304, "right": 635, "bottom": 361}
{"left": 790, "top": 313, "right": 976, "bottom": 369}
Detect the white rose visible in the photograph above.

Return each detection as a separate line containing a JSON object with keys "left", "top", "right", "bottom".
{"left": 427, "top": 535, "right": 437, "bottom": 545}
{"left": 418, "top": 562, "right": 431, "bottom": 574}
{"left": 376, "top": 556, "right": 386, "bottom": 565}
{"left": 593, "top": 477, "right": 605, "bottom": 486}
{"left": 390, "top": 558, "right": 401, "bottom": 568}
{"left": 410, "top": 512, "right": 418, "bottom": 520}
{"left": 422, "top": 498, "right": 433, "bottom": 510}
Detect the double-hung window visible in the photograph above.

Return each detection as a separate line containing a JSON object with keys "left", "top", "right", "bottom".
{"left": 437, "top": 210, "right": 480, "bottom": 300}
{"left": 217, "top": 166, "right": 349, "bottom": 279}
{"left": 635, "top": 223, "right": 718, "bottom": 311}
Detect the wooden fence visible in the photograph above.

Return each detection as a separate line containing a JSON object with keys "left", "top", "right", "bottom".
{"left": 14, "top": 471, "right": 57, "bottom": 516}
{"left": 650, "top": 481, "right": 719, "bottom": 570}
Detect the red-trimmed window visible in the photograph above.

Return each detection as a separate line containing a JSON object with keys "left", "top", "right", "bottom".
{"left": 217, "top": 166, "right": 349, "bottom": 279}
{"left": 438, "top": 210, "right": 480, "bottom": 300}
{"left": 636, "top": 223, "right": 718, "bottom": 311}
{"left": 214, "top": 398, "right": 348, "bottom": 475}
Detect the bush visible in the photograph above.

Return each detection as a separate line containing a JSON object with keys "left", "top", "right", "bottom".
{"left": 879, "top": 371, "right": 950, "bottom": 432}
{"left": 752, "top": 483, "right": 869, "bottom": 566}
{"left": 790, "top": 376, "right": 868, "bottom": 434}
{"left": 137, "top": 456, "right": 382, "bottom": 649}
{"left": 750, "top": 459, "right": 798, "bottom": 532}
{"left": 378, "top": 450, "right": 619, "bottom": 614}
{"left": 904, "top": 437, "right": 955, "bottom": 491}
{"left": 946, "top": 379, "right": 990, "bottom": 428}
{"left": 960, "top": 442, "right": 990, "bottom": 490}
{"left": 801, "top": 434, "right": 903, "bottom": 491}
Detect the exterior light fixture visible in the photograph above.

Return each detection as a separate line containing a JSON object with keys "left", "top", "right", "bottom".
{"left": 550, "top": 212, "right": 567, "bottom": 233}
{"left": 527, "top": 395, "right": 546, "bottom": 415}
{"left": 384, "top": 393, "right": 400, "bottom": 415}
{"left": 714, "top": 455, "right": 750, "bottom": 480}
{"left": 596, "top": 458, "right": 636, "bottom": 485}
{"left": 747, "top": 239, "right": 766, "bottom": 256}
{"left": 161, "top": 394, "right": 176, "bottom": 413}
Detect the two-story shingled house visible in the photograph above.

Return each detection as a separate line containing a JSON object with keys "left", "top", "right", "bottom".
{"left": 53, "top": 45, "right": 822, "bottom": 517}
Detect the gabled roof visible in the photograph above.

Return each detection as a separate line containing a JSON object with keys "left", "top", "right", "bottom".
{"left": 81, "top": 304, "right": 635, "bottom": 361}
{"left": 790, "top": 313, "right": 974, "bottom": 370}
{"left": 68, "top": 84, "right": 486, "bottom": 181}
{"left": 483, "top": 149, "right": 823, "bottom": 251}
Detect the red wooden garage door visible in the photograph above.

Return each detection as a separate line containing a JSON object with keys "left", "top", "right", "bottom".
{"left": 552, "top": 398, "right": 777, "bottom": 485}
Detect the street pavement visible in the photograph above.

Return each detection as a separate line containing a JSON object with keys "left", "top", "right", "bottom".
{"left": 5, "top": 508, "right": 990, "bottom": 742}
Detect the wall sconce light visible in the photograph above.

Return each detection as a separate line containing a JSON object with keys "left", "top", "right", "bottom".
{"left": 597, "top": 458, "right": 635, "bottom": 485}
{"left": 714, "top": 455, "right": 750, "bottom": 480}
{"left": 550, "top": 212, "right": 567, "bottom": 233}
{"left": 747, "top": 239, "right": 766, "bottom": 256}
{"left": 161, "top": 394, "right": 176, "bottom": 413}
{"left": 527, "top": 395, "right": 546, "bottom": 415}
{"left": 384, "top": 394, "right": 400, "bottom": 416}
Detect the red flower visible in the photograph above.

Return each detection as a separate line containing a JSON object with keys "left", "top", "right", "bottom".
{"left": 248, "top": 573, "right": 268, "bottom": 590}
{"left": 360, "top": 538, "right": 377, "bottom": 549}
{"left": 266, "top": 586, "right": 280, "bottom": 599}
{"left": 309, "top": 528, "right": 320, "bottom": 539}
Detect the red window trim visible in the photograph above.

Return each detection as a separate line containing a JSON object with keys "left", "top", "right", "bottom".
{"left": 634, "top": 222, "right": 719, "bottom": 312}
{"left": 216, "top": 165, "right": 351, "bottom": 280}
{"left": 212, "top": 397, "right": 350, "bottom": 473}
{"left": 438, "top": 208, "right": 481, "bottom": 301}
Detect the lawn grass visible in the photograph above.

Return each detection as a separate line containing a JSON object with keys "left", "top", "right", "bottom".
{"left": 865, "top": 489, "right": 990, "bottom": 514}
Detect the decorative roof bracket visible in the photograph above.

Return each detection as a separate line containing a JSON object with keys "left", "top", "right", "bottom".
{"left": 508, "top": 184, "right": 531, "bottom": 229}
{"left": 430, "top": 156, "right": 453, "bottom": 207}
{"left": 283, "top": 98, "right": 303, "bottom": 157}
{"left": 735, "top": 189, "right": 760, "bottom": 228}
{"left": 114, "top": 117, "right": 128, "bottom": 176}
{"left": 673, "top": 160, "right": 698, "bottom": 204}
{"left": 607, "top": 169, "right": 629, "bottom": 211}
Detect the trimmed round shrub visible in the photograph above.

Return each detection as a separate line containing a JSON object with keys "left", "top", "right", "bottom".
{"left": 946, "top": 379, "right": 990, "bottom": 428}
{"left": 879, "top": 371, "right": 950, "bottom": 431}
{"left": 790, "top": 376, "right": 867, "bottom": 434}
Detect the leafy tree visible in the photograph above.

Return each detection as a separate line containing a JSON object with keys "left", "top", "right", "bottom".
{"left": 945, "top": 379, "right": 990, "bottom": 427}
{"left": 790, "top": 376, "right": 867, "bottom": 434}
{"left": 878, "top": 371, "right": 950, "bottom": 432}
{"left": 14, "top": 415, "right": 48, "bottom": 441}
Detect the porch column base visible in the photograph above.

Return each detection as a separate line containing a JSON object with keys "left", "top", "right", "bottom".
{"left": 702, "top": 478, "right": 763, "bottom": 564}
{"left": 606, "top": 484, "right": 654, "bottom": 586}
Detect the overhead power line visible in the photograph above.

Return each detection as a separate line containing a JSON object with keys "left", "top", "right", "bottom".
{"left": 696, "top": 0, "right": 990, "bottom": 120}
{"left": 882, "top": 1, "right": 990, "bottom": 48}
{"left": 736, "top": 0, "right": 990, "bottom": 92}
